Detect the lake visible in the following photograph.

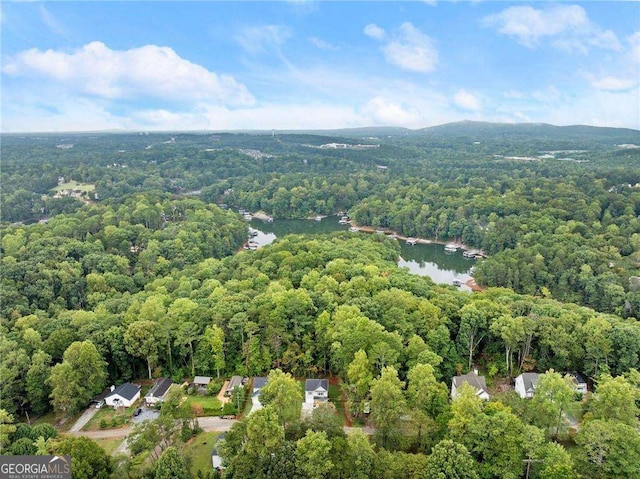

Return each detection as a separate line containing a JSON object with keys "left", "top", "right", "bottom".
{"left": 247, "top": 216, "right": 475, "bottom": 290}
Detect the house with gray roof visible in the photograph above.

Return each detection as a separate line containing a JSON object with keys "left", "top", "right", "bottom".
{"left": 145, "top": 377, "right": 173, "bottom": 405}
{"left": 304, "top": 378, "right": 329, "bottom": 412}
{"left": 211, "top": 432, "right": 226, "bottom": 470}
{"left": 105, "top": 382, "right": 141, "bottom": 408}
{"left": 515, "top": 373, "right": 540, "bottom": 399}
{"left": 451, "top": 370, "right": 490, "bottom": 400}
{"left": 249, "top": 377, "right": 268, "bottom": 414}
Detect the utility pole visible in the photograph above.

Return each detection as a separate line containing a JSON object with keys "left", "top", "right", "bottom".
{"left": 523, "top": 458, "right": 543, "bottom": 479}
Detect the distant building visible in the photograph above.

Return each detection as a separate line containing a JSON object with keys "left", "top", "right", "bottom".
{"left": 211, "top": 432, "right": 226, "bottom": 470}
{"left": 225, "top": 376, "right": 244, "bottom": 397}
{"left": 451, "top": 370, "right": 490, "bottom": 400}
{"left": 564, "top": 372, "right": 588, "bottom": 396}
{"left": 515, "top": 373, "right": 540, "bottom": 399}
{"left": 145, "top": 378, "right": 173, "bottom": 405}
{"left": 193, "top": 376, "right": 212, "bottom": 393}
{"left": 250, "top": 377, "right": 268, "bottom": 414}
{"left": 304, "top": 379, "right": 329, "bottom": 413}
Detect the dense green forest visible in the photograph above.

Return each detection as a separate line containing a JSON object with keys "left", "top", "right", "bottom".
{"left": 1, "top": 124, "right": 639, "bottom": 478}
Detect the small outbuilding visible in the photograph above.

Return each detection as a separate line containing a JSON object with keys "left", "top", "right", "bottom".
{"left": 193, "top": 376, "right": 212, "bottom": 393}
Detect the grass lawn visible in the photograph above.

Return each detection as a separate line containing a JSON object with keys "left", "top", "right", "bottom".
{"left": 329, "top": 384, "right": 348, "bottom": 426}
{"left": 82, "top": 405, "right": 136, "bottom": 431}
{"left": 31, "top": 411, "right": 80, "bottom": 433}
{"left": 183, "top": 396, "right": 223, "bottom": 417}
{"left": 93, "top": 437, "right": 124, "bottom": 456}
{"left": 184, "top": 431, "right": 220, "bottom": 476}
{"left": 52, "top": 181, "right": 95, "bottom": 192}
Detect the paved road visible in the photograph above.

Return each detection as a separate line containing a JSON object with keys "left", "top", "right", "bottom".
{"left": 69, "top": 416, "right": 237, "bottom": 441}
{"left": 70, "top": 427, "right": 132, "bottom": 439}
{"left": 70, "top": 416, "right": 372, "bottom": 458}
{"left": 68, "top": 407, "right": 100, "bottom": 433}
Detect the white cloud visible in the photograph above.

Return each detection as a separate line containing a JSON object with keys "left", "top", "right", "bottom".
{"left": 39, "top": 5, "right": 65, "bottom": 36}
{"left": 361, "top": 96, "right": 421, "bottom": 126}
{"left": 381, "top": 22, "right": 438, "bottom": 73}
{"left": 3, "top": 42, "right": 254, "bottom": 106}
{"left": 236, "top": 25, "right": 291, "bottom": 54}
{"left": 496, "top": 85, "right": 640, "bottom": 129}
{"left": 483, "top": 5, "right": 620, "bottom": 52}
{"left": 454, "top": 89, "right": 481, "bottom": 111}
{"left": 582, "top": 32, "right": 640, "bottom": 92}
{"left": 588, "top": 76, "right": 638, "bottom": 92}
{"left": 308, "top": 37, "right": 339, "bottom": 51}
{"left": 364, "top": 23, "right": 386, "bottom": 41}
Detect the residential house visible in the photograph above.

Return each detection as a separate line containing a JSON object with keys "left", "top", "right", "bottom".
{"left": 515, "top": 373, "right": 540, "bottom": 399}
{"left": 225, "top": 376, "right": 244, "bottom": 397}
{"left": 211, "top": 432, "right": 226, "bottom": 470}
{"left": 565, "top": 372, "right": 588, "bottom": 396}
{"left": 304, "top": 379, "right": 329, "bottom": 412}
{"left": 451, "top": 370, "right": 490, "bottom": 400}
{"left": 145, "top": 378, "right": 173, "bottom": 405}
{"left": 250, "top": 377, "right": 268, "bottom": 414}
{"left": 105, "top": 383, "right": 141, "bottom": 408}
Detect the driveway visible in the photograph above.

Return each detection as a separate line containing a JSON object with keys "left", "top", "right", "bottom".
{"left": 68, "top": 406, "right": 99, "bottom": 433}
{"left": 130, "top": 406, "right": 159, "bottom": 424}
{"left": 70, "top": 427, "right": 131, "bottom": 439}
{"left": 197, "top": 416, "right": 237, "bottom": 432}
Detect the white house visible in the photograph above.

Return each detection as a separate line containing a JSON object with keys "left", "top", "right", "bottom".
{"left": 304, "top": 379, "right": 328, "bottom": 413}
{"left": 515, "top": 373, "right": 540, "bottom": 399}
{"left": 565, "top": 372, "right": 588, "bottom": 396}
{"left": 250, "top": 377, "right": 268, "bottom": 414}
{"left": 105, "top": 383, "right": 141, "bottom": 409}
{"left": 145, "top": 378, "right": 173, "bottom": 405}
{"left": 451, "top": 370, "right": 490, "bottom": 400}
{"left": 211, "top": 432, "right": 226, "bottom": 470}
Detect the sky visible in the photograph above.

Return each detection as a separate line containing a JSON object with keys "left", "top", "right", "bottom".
{"left": 1, "top": 1, "right": 639, "bottom": 132}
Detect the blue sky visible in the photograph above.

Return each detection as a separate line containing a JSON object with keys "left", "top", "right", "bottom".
{"left": 1, "top": 1, "right": 638, "bottom": 132}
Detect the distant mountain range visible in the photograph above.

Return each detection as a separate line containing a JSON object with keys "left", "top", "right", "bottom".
{"left": 294, "top": 121, "right": 639, "bottom": 142}
{"left": 4, "top": 121, "right": 639, "bottom": 143}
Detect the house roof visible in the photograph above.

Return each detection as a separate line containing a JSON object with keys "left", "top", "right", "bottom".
{"left": 453, "top": 373, "right": 489, "bottom": 395}
{"left": 211, "top": 432, "right": 226, "bottom": 457}
{"left": 565, "top": 372, "right": 586, "bottom": 384}
{"left": 107, "top": 383, "right": 141, "bottom": 401}
{"left": 305, "top": 379, "right": 328, "bottom": 392}
{"left": 517, "top": 373, "right": 540, "bottom": 392}
{"left": 226, "top": 376, "right": 244, "bottom": 392}
{"left": 92, "top": 387, "right": 112, "bottom": 403}
{"left": 193, "top": 376, "right": 212, "bottom": 385}
{"left": 252, "top": 377, "right": 267, "bottom": 390}
{"left": 146, "top": 378, "right": 173, "bottom": 399}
